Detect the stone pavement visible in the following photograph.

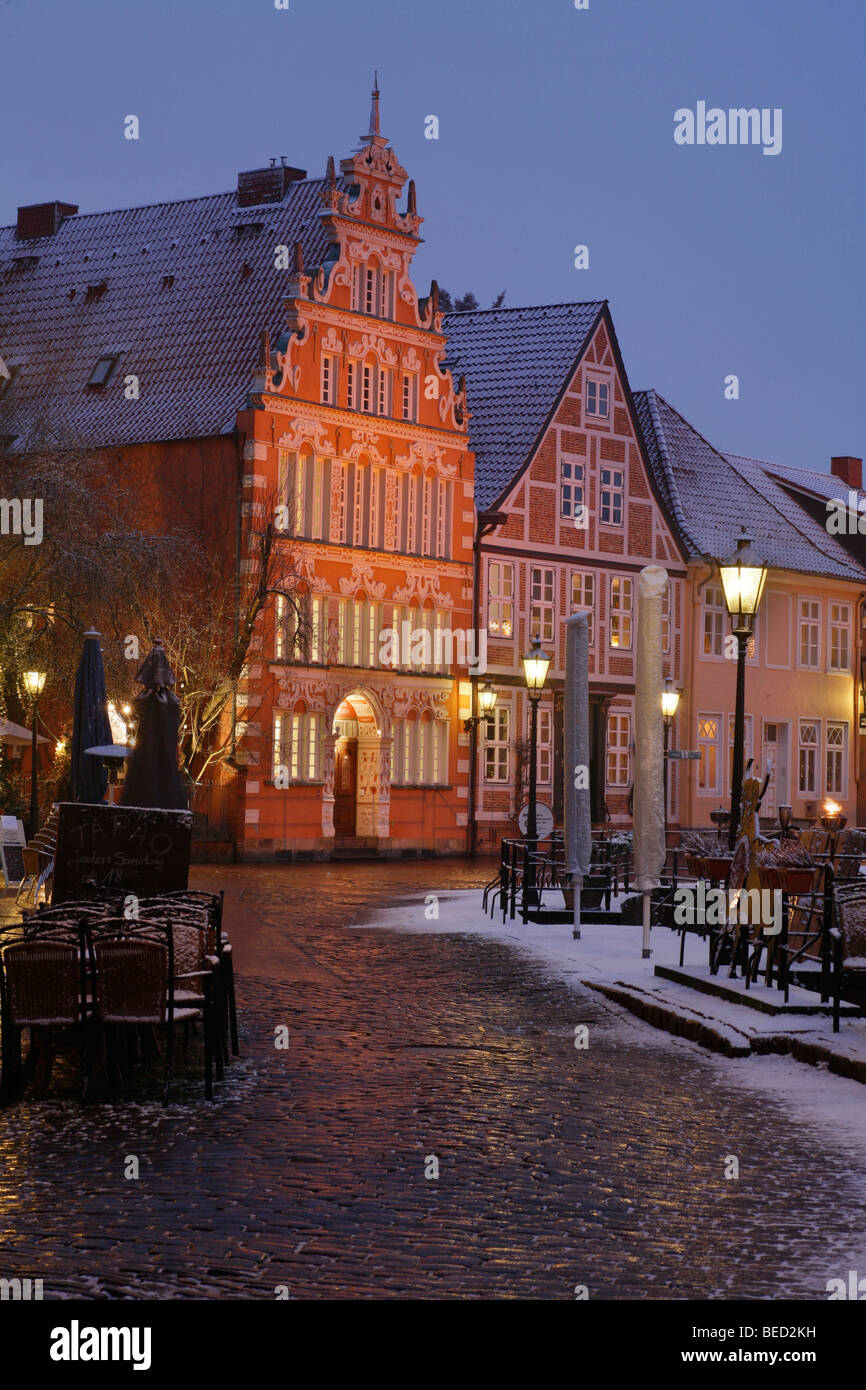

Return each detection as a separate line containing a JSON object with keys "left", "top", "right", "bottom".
{"left": 1, "top": 860, "right": 865, "bottom": 1299}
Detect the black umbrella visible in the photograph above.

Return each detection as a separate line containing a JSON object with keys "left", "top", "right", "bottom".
{"left": 120, "top": 638, "right": 186, "bottom": 810}
{"left": 70, "top": 628, "right": 113, "bottom": 803}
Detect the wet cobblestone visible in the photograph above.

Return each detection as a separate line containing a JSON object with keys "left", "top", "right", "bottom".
{"left": 1, "top": 859, "right": 865, "bottom": 1299}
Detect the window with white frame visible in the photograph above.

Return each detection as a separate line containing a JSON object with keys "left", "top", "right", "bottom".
{"left": 379, "top": 270, "right": 394, "bottom": 319}
{"left": 337, "top": 598, "right": 381, "bottom": 669}
{"left": 703, "top": 584, "right": 725, "bottom": 658}
{"left": 697, "top": 714, "right": 721, "bottom": 794}
{"left": 609, "top": 576, "right": 633, "bottom": 649}
{"left": 570, "top": 570, "right": 595, "bottom": 643}
{"left": 346, "top": 360, "right": 359, "bottom": 410}
{"left": 275, "top": 593, "right": 326, "bottom": 665}
{"left": 321, "top": 353, "right": 338, "bottom": 405}
{"left": 377, "top": 366, "right": 391, "bottom": 417}
{"left": 363, "top": 263, "right": 377, "bottom": 315}
{"left": 662, "top": 582, "right": 671, "bottom": 654}
{"left": 826, "top": 721, "right": 847, "bottom": 796}
{"left": 401, "top": 372, "right": 418, "bottom": 422}
{"left": 828, "top": 601, "right": 851, "bottom": 672}
{"left": 392, "top": 715, "right": 448, "bottom": 786}
{"left": 488, "top": 561, "right": 514, "bottom": 638}
{"left": 361, "top": 360, "right": 375, "bottom": 414}
{"left": 798, "top": 719, "right": 819, "bottom": 796}
{"left": 435, "top": 479, "right": 450, "bottom": 559}
{"left": 530, "top": 566, "right": 555, "bottom": 643}
{"left": 586, "top": 379, "right": 610, "bottom": 419}
{"left": 799, "top": 598, "right": 820, "bottom": 669}
{"left": 726, "top": 714, "right": 753, "bottom": 793}
{"left": 484, "top": 704, "right": 510, "bottom": 782}
{"left": 606, "top": 712, "right": 630, "bottom": 787}
{"left": 273, "top": 710, "right": 322, "bottom": 783}
{"left": 560, "top": 456, "right": 585, "bottom": 521}
{"left": 534, "top": 706, "right": 553, "bottom": 785}
{"left": 600, "top": 467, "right": 623, "bottom": 526}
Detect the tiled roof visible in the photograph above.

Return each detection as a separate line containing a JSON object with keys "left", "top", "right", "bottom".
{"left": 730, "top": 453, "right": 864, "bottom": 506}
{"left": 0, "top": 178, "right": 340, "bottom": 451}
{"left": 633, "top": 389, "right": 866, "bottom": 583}
{"left": 443, "top": 301, "right": 604, "bottom": 510}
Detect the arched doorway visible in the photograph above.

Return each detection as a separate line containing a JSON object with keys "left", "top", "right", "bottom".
{"left": 330, "top": 689, "right": 389, "bottom": 840}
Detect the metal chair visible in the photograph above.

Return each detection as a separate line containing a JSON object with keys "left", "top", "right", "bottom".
{"left": 0, "top": 931, "right": 88, "bottom": 1104}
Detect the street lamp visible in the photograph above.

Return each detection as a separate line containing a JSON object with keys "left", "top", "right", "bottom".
{"left": 521, "top": 636, "right": 551, "bottom": 844}
{"left": 719, "top": 531, "right": 768, "bottom": 850}
{"left": 22, "top": 668, "right": 47, "bottom": 836}
{"left": 661, "top": 677, "right": 681, "bottom": 844}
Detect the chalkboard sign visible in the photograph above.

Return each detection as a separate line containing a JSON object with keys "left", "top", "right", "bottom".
{"left": 52, "top": 802, "right": 192, "bottom": 903}
{"left": 0, "top": 816, "right": 26, "bottom": 887}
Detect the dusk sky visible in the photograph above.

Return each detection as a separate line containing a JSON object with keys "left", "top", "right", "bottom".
{"left": 1, "top": 0, "right": 863, "bottom": 475}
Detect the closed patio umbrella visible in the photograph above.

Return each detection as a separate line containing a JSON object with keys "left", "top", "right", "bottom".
{"left": 633, "top": 566, "right": 668, "bottom": 958}
{"left": 70, "top": 628, "right": 113, "bottom": 804}
{"left": 564, "top": 612, "right": 592, "bottom": 940}
{"left": 120, "top": 638, "right": 186, "bottom": 811}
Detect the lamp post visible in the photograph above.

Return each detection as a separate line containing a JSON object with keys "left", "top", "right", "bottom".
{"left": 522, "top": 637, "right": 551, "bottom": 910}
{"left": 22, "top": 668, "right": 47, "bottom": 836}
{"left": 464, "top": 682, "right": 497, "bottom": 858}
{"left": 719, "top": 532, "right": 768, "bottom": 851}
{"left": 661, "top": 677, "right": 681, "bottom": 847}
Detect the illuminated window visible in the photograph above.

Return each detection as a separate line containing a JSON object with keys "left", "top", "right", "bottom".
{"left": 798, "top": 720, "right": 819, "bottom": 796}
{"left": 570, "top": 571, "right": 595, "bottom": 643}
{"left": 826, "top": 722, "right": 847, "bottom": 796}
{"left": 485, "top": 704, "right": 510, "bottom": 782}
{"left": 609, "top": 576, "right": 632, "bottom": 650}
{"left": 606, "top": 712, "right": 630, "bottom": 787}
{"left": 697, "top": 715, "right": 721, "bottom": 795}
{"left": 488, "top": 562, "right": 514, "bottom": 638}
{"left": 273, "top": 710, "right": 322, "bottom": 783}
{"left": 703, "top": 584, "right": 725, "bottom": 658}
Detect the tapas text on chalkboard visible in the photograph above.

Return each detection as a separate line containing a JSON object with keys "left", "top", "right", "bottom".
{"left": 52, "top": 802, "right": 192, "bottom": 902}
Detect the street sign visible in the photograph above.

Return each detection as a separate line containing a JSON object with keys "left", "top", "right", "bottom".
{"left": 667, "top": 750, "right": 701, "bottom": 760}
{"left": 518, "top": 801, "right": 555, "bottom": 838}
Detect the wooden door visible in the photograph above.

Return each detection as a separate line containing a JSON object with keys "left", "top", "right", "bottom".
{"left": 334, "top": 739, "right": 357, "bottom": 836}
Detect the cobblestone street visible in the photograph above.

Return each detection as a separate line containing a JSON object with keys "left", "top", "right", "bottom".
{"left": 1, "top": 860, "right": 865, "bottom": 1300}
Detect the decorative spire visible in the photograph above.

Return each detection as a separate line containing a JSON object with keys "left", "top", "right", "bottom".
{"left": 326, "top": 154, "right": 336, "bottom": 189}
{"left": 368, "top": 71, "right": 380, "bottom": 138}
{"left": 259, "top": 328, "right": 271, "bottom": 372}
{"left": 292, "top": 241, "right": 305, "bottom": 275}
{"left": 407, "top": 179, "right": 417, "bottom": 216}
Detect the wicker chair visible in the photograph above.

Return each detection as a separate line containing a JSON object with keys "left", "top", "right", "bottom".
{"left": 0, "top": 932, "right": 88, "bottom": 1103}
{"left": 140, "top": 891, "right": 237, "bottom": 1058}
{"left": 830, "top": 890, "right": 866, "bottom": 1032}
{"left": 86, "top": 917, "right": 214, "bottom": 1103}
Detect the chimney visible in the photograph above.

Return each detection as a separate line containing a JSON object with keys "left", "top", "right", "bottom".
{"left": 831, "top": 456, "right": 863, "bottom": 490}
{"left": 16, "top": 201, "right": 78, "bottom": 240}
{"left": 236, "top": 163, "right": 306, "bottom": 208}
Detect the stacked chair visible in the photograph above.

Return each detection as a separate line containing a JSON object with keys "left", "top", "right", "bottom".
{"left": 0, "top": 889, "right": 236, "bottom": 1105}
{"left": 15, "top": 805, "right": 60, "bottom": 906}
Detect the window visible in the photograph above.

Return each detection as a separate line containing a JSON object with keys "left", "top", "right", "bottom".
{"left": 560, "top": 456, "right": 585, "bottom": 521}
{"left": 488, "top": 562, "right": 514, "bottom": 638}
{"left": 826, "top": 722, "right": 847, "bottom": 796}
{"left": 828, "top": 602, "right": 850, "bottom": 672}
{"left": 662, "top": 582, "right": 671, "bottom": 654}
{"left": 346, "top": 360, "right": 359, "bottom": 409}
{"left": 401, "top": 372, "right": 418, "bottom": 422}
{"left": 606, "top": 712, "right": 630, "bottom": 787}
{"left": 361, "top": 361, "right": 375, "bottom": 413}
{"left": 799, "top": 598, "right": 820, "bottom": 669}
{"left": 586, "top": 379, "right": 610, "bottom": 418}
{"left": 435, "top": 479, "right": 450, "bottom": 559}
{"left": 273, "top": 711, "right": 322, "bottom": 783}
{"left": 726, "top": 714, "right": 753, "bottom": 793}
{"left": 530, "top": 567, "right": 555, "bottom": 643}
{"left": 87, "top": 355, "right": 118, "bottom": 389}
{"left": 485, "top": 705, "right": 510, "bottom": 782}
{"left": 600, "top": 468, "right": 623, "bottom": 526}
{"left": 798, "top": 720, "right": 819, "bottom": 796}
{"left": 535, "top": 707, "right": 553, "bottom": 785}
{"left": 377, "top": 367, "right": 391, "bottom": 417}
{"left": 276, "top": 594, "right": 326, "bottom": 664}
{"left": 609, "top": 576, "right": 632, "bottom": 650}
{"left": 379, "top": 270, "right": 394, "bottom": 319}
{"left": 697, "top": 715, "right": 721, "bottom": 795}
{"left": 321, "top": 353, "right": 338, "bottom": 405}
{"left": 337, "top": 597, "right": 380, "bottom": 668}
{"left": 570, "top": 571, "right": 595, "bottom": 643}
{"left": 392, "top": 716, "right": 448, "bottom": 786}
{"left": 703, "top": 584, "right": 725, "bottom": 658}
